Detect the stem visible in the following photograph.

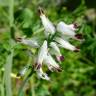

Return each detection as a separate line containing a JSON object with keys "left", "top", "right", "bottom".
{"left": 9, "top": 0, "right": 15, "bottom": 39}
{"left": 4, "top": 49, "right": 14, "bottom": 96}
{"left": 47, "top": 32, "right": 57, "bottom": 46}
{"left": 4, "top": 0, "right": 14, "bottom": 96}
{"left": 0, "top": 84, "right": 5, "bottom": 96}
{"left": 18, "top": 70, "right": 34, "bottom": 96}
{"left": 18, "top": 56, "right": 34, "bottom": 96}
{"left": 9, "top": 0, "right": 14, "bottom": 27}
{"left": 30, "top": 75, "right": 36, "bottom": 96}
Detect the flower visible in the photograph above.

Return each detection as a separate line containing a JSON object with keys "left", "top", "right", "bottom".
{"left": 55, "top": 37, "right": 80, "bottom": 52}
{"left": 16, "top": 37, "right": 39, "bottom": 48}
{"left": 38, "top": 7, "right": 55, "bottom": 37}
{"left": 67, "top": 23, "right": 79, "bottom": 31}
{"left": 35, "top": 40, "right": 48, "bottom": 69}
{"left": 16, "top": 7, "right": 83, "bottom": 81}
{"left": 57, "top": 21, "right": 83, "bottom": 39}
{"left": 36, "top": 67, "right": 50, "bottom": 80}
{"left": 50, "top": 42, "right": 64, "bottom": 61}
{"left": 18, "top": 67, "right": 28, "bottom": 77}
{"left": 44, "top": 53, "right": 62, "bottom": 72}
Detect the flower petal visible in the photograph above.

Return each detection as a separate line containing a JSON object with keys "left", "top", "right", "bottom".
{"left": 55, "top": 37, "right": 80, "bottom": 51}
{"left": 36, "top": 40, "right": 48, "bottom": 69}
{"left": 50, "top": 42, "right": 61, "bottom": 55}
{"left": 57, "top": 21, "right": 83, "bottom": 40}
{"left": 56, "top": 55, "right": 64, "bottom": 62}
{"left": 44, "top": 54, "right": 62, "bottom": 72}
{"left": 36, "top": 68, "right": 50, "bottom": 80}
{"left": 50, "top": 42, "right": 64, "bottom": 61}
{"left": 75, "top": 34, "right": 83, "bottom": 39}
{"left": 40, "top": 13, "right": 55, "bottom": 36}
{"left": 18, "top": 67, "right": 28, "bottom": 77}
{"left": 17, "top": 37, "right": 39, "bottom": 48}
{"left": 57, "top": 21, "right": 76, "bottom": 37}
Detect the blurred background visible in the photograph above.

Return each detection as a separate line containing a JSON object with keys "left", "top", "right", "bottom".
{"left": 0, "top": 0, "right": 96, "bottom": 96}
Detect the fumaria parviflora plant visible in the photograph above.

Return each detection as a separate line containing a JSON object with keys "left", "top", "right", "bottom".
{"left": 16, "top": 7, "right": 83, "bottom": 81}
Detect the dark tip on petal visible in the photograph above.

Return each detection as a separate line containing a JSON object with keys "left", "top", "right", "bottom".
{"left": 38, "top": 7, "right": 44, "bottom": 16}
{"left": 60, "top": 56, "right": 64, "bottom": 61}
{"left": 36, "top": 63, "right": 42, "bottom": 69}
{"left": 15, "top": 37, "right": 22, "bottom": 42}
{"left": 74, "top": 46, "right": 80, "bottom": 52}
{"left": 73, "top": 23, "right": 79, "bottom": 28}
{"left": 56, "top": 67, "right": 62, "bottom": 72}
{"left": 75, "top": 34, "right": 83, "bottom": 39}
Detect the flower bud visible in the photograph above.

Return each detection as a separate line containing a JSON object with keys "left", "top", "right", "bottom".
{"left": 39, "top": 8, "right": 55, "bottom": 36}
{"left": 36, "top": 40, "right": 48, "bottom": 69}
{"left": 50, "top": 42, "right": 64, "bottom": 61}
{"left": 44, "top": 54, "right": 62, "bottom": 72}
{"left": 55, "top": 37, "right": 79, "bottom": 52}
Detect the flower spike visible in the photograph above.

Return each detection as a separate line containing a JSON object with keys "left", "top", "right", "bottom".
{"left": 15, "top": 8, "right": 83, "bottom": 81}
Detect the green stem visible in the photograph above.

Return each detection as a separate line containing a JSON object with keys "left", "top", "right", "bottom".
{"left": 47, "top": 32, "right": 57, "bottom": 46}
{"left": 18, "top": 70, "right": 34, "bottom": 96}
{"left": 18, "top": 56, "right": 34, "bottom": 96}
{"left": 0, "top": 84, "right": 5, "bottom": 96}
{"left": 9, "top": 0, "right": 15, "bottom": 40}
{"left": 4, "top": 49, "right": 14, "bottom": 96}
{"left": 30, "top": 75, "right": 36, "bottom": 96}
{"left": 4, "top": 0, "right": 14, "bottom": 96}
{"left": 9, "top": 0, "right": 14, "bottom": 27}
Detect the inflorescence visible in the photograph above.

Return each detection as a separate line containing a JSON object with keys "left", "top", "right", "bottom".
{"left": 16, "top": 7, "right": 83, "bottom": 80}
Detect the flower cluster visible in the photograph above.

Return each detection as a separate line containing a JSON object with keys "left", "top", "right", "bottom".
{"left": 16, "top": 7, "right": 83, "bottom": 80}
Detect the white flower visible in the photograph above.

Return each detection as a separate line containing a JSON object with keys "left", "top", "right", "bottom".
{"left": 57, "top": 21, "right": 83, "bottom": 39}
{"left": 36, "top": 40, "right": 48, "bottom": 69}
{"left": 44, "top": 53, "right": 62, "bottom": 72}
{"left": 18, "top": 67, "right": 28, "bottom": 76}
{"left": 50, "top": 42, "right": 64, "bottom": 61}
{"left": 38, "top": 7, "right": 55, "bottom": 36}
{"left": 16, "top": 37, "right": 39, "bottom": 48}
{"left": 55, "top": 37, "right": 80, "bottom": 52}
{"left": 57, "top": 21, "right": 76, "bottom": 37}
{"left": 36, "top": 67, "right": 50, "bottom": 80}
